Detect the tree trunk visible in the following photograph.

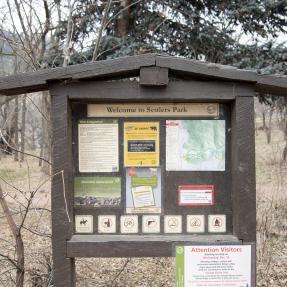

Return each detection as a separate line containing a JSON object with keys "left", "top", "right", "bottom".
{"left": 266, "top": 106, "right": 274, "bottom": 144}
{"left": 116, "top": 0, "right": 131, "bottom": 37}
{"left": 283, "top": 120, "right": 287, "bottom": 161}
{"left": 15, "top": 234, "right": 25, "bottom": 287}
{"left": 39, "top": 138, "right": 44, "bottom": 167}
{"left": 0, "top": 184, "right": 25, "bottom": 287}
{"left": 20, "top": 95, "right": 26, "bottom": 162}
{"left": 63, "top": 0, "right": 74, "bottom": 67}
{"left": 283, "top": 141, "right": 287, "bottom": 161}
{"left": 262, "top": 110, "right": 266, "bottom": 130}
{"left": 30, "top": 128, "right": 36, "bottom": 151}
{"left": 92, "top": 0, "right": 113, "bottom": 61}
{"left": 14, "top": 97, "right": 19, "bottom": 161}
{"left": 39, "top": 91, "right": 51, "bottom": 174}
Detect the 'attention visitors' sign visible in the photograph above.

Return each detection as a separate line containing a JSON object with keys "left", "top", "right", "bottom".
{"left": 176, "top": 245, "right": 252, "bottom": 287}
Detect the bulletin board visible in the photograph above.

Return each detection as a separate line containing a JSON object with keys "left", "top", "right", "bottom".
{"left": 72, "top": 102, "right": 232, "bottom": 235}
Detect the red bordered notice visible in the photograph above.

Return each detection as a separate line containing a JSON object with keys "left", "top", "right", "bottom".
{"left": 178, "top": 185, "right": 214, "bottom": 206}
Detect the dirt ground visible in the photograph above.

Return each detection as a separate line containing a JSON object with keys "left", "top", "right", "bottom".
{"left": 0, "top": 103, "right": 287, "bottom": 286}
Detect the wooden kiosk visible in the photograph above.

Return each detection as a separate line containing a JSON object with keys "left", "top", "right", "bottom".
{"left": 0, "top": 54, "right": 286, "bottom": 287}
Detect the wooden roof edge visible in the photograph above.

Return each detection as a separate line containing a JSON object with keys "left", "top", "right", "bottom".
{"left": 156, "top": 55, "right": 287, "bottom": 96}
{"left": 155, "top": 54, "right": 259, "bottom": 82}
{"left": 255, "top": 74, "right": 287, "bottom": 96}
{"left": 0, "top": 53, "right": 286, "bottom": 96}
{"left": 0, "top": 53, "right": 157, "bottom": 96}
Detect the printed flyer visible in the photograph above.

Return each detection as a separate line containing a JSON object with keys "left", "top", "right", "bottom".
{"left": 126, "top": 167, "right": 161, "bottom": 213}
{"left": 166, "top": 120, "right": 225, "bottom": 171}
{"left": 132, "top": 186, "right": 155, "bottom": 208}
{"left": 176, "top": 245, "right": 252, "bottom": 287}
{"left": 124, "top": 122, "right": 159, "bottom": 167}
{"left": 74, "top": 176, "right": 121, "bottom": 207}
{"left": 178, "top": 185, "right": 214, "bottom": 206}
{"left": 78, "top": 119, "right": 119, "bottom": 172}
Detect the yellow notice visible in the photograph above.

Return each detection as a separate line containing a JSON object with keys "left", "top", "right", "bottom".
{"left": 124, "top": 122, "right": 159, "bottom": 167}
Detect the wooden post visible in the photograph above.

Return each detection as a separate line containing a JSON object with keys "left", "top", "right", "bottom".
{"left": 232, "top": 95, "right": 257, "bottom": 287}
{"left": 51, "top": 92, "right": 75, "bottom": 286}
{"left": 231, "top": 95, "right": 256, "bottom": 242}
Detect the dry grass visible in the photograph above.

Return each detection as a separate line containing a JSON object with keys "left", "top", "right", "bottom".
{"left": 0, "top": 156, "right": 51, "bottom": 286}
{"left": 0, "top": 106, "right": 287, "bottom": 286}
{"left": 76, "top": 257, "right": 174, "bottom": 287}
{"left": 255, "top": 127, "right": 287, "bottom": 287}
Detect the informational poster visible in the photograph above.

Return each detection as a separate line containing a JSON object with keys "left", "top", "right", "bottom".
{"left": 126, "top": 167, "right": 161, "bottom": 213}
{"left": 178, "top": 185, "right": 214, "bottom": 206}
{"left": 74, "top": 176, "right": 121, "bottom": 207}
{"left": 78, "top": 119, "right": 118, "bottom": 172}
{"left": 124, "top": 122, "right": 159, "bottom": 167}
{"left": 166, "top": 120, "right": 225, "bottom": 171}
{"left": 88, "top": 103, "right": 219, "bottom": 117}
{"left": 176, "top": 245, "right": 252, "bottom": 287}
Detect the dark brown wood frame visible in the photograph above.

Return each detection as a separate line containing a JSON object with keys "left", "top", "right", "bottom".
{"left": 50, "top": 67, "right": 256, "bottom": 286}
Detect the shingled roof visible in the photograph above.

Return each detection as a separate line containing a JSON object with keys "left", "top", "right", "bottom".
{"left": 0, "top": 53, "right": 286, "bottom": 96}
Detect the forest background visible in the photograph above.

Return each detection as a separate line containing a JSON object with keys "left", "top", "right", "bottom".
{"left": 0, "top": 1, "right": 286, "bottom": 286}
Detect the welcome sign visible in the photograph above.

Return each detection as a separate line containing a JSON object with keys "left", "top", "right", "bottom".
{"left": 88, "top": 103, "right": 219, "bottom": 117}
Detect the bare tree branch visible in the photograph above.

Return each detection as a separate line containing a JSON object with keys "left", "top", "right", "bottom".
{"left": 63, "top": 0, "right": 75, "bottom": 67}
{"left": 0, "top": 207, "right": 51, "bottom": 220}
{"left": 92, "top": 0, "right": 113, "bottom": 61}
{"left": 26, "top": 95, "right": 48, "bottom": 122}
{"left": 13, "top": 0, "right": 37, "bottom": 66}
{"left": 39, "top": 0, "right": 51, "bottom": 65}
{"left": 0, "top": 184, "right": 24, "bottom": 287}
{"left": 110, "top": 258, "right": 131, "bottom": 287}
{"left": 21, "top": 225, "right": 51, "bottom": 238}
{"left": 6, "top": 0, "right": 37, "bottom": 69}
{"left": 0, "top": 254, "right": 19, "bottom": 270}
{"left": 0, "top": 129, "right": 51, "bottom": 165}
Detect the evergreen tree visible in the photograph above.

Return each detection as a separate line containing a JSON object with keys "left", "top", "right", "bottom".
{"left": 51, "top": 0, "right": 287, "bottom": 64}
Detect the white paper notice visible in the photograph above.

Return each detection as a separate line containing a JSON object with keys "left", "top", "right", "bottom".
{"left": 176, "top": 245, "right": 252, "bottom": 287}
{"left": 78, "top": 119, "right": 118, "bottom": 172}
{"left": 178, "top": 185, "right": 214, "bottom": 206}
{"left": 166, "top": 121, "right": 180, "bottom": 170}
{"left": 131, "top": 186, "right": 155, "bottom": 208}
